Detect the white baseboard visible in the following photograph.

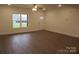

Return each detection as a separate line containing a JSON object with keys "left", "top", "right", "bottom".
{"left": 1, "top": 29, "right": 79, "bottom": 39}
{"left": 45, "top": 29, "right": 79, "bottom": 38}
{"left": 0, "top": 29, "right": 43, "bottom": 35}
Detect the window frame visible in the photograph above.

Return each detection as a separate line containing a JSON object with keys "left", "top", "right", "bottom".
{"left": 12, "top": 13, "right": 28, "bottom": 29}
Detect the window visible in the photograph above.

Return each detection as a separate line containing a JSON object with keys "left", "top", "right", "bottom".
{"left": 21, "top": 14, "right": 28, "bottom": 28}
{"left": 12, "top": 14, "right": 28, "bottom": 28}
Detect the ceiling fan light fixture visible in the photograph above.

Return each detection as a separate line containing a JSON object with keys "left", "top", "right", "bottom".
{"left": 35, "top": 5, "right": 37, "bottom": 9}
{"left": 32, "top": 4, "right": 38, "bottom": 11}
{"left": 32, "top": 8, "right": 37, "bottom": 11}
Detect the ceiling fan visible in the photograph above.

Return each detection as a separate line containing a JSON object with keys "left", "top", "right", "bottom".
{"left": 32, "top": 4, "right": 38, "bottom": 11}
{"left": 32, "top": 4, "right": 46, "bottom": 11}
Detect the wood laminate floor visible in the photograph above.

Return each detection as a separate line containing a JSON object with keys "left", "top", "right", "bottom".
{"left": 0, "top": 30, "right": 79, "bottom": 54}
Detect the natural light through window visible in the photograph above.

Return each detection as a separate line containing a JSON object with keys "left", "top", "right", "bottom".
{"left": 12, "top": 14, "right": 28, "bottom": 28}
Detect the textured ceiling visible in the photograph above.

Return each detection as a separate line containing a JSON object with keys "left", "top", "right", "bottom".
{"left": 0, "top": 4, "right": 79, "bottom": 8}
{"left": 10, "top": 4, "right": 79, "bottom": 9}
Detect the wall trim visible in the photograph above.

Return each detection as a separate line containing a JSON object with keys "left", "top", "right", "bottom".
{"left": 0, "top": 29, "right": 43, "bottom": 36}
{"left": 45, "top": 29, "right": 79, "bottom": 39}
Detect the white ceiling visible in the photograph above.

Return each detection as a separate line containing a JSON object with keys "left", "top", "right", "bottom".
{"left": 10, "top": 4, "right": 79, "bottom": 9}
{"left": 11, "top": 4, "right": 45, "bottom": 8}
{"left": 0, "top": 4, "right": 79, "bottom": 9}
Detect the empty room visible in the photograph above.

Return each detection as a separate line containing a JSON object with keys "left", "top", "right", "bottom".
{"left": 0, "top": 4, "right": 79, "bottom": 54}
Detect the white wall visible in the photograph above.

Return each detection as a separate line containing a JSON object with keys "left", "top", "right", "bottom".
{"left": 45, "top": 7, "right": 79, "bottom": 38}
{"left": 0, "top": 5, "right": 45, "bottom": 35}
